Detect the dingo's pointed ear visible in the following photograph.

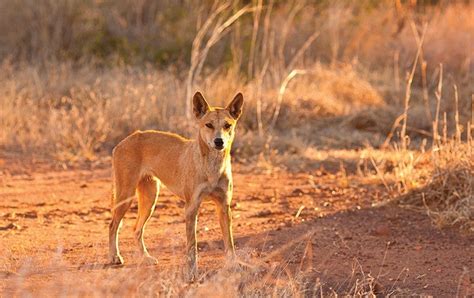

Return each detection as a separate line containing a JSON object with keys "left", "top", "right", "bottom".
{"left": 193, "top": 91, "right": 210, "bottom": 119}
{"left": 226, "top": 93, "right": 244, "bottom": 120}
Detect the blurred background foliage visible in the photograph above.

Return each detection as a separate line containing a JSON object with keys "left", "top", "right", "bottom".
{"left": 0, "top": 0, "right": 471, "bottom": 76}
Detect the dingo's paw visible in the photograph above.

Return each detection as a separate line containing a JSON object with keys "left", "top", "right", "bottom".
{"left": 109, "top": 254, "right": 124, "bottom": 265}
{"left": 141, "top": 255, "right": 158, "bottom": 266}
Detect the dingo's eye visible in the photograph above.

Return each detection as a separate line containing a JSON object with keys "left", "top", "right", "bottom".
{"left": 205, "top": 123, "right": 214, "bottom": 129}
{"left": 223, "top": 123, "right": 232, "bottom": 130}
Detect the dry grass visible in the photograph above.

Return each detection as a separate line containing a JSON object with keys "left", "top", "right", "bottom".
{"left": 0, "top": 61, "right": 188, "bottom": 161}
{"left": 1, "top": 233, "right": 407, "bottom": 297}
{"left": 0, "top": 61, "right": 387, "bottom": 162}
{"left": 400, "top": 140, "right": 473, "bottom": 232}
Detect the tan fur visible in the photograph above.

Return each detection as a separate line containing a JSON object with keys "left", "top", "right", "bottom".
{"left": 108, "top": 92, "right": 243, "bottom": 280}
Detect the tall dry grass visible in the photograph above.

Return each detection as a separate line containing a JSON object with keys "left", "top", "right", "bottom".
{"left": 390, "top": 102, "right": 473, "bottom": 231}
{"left": 369, "top": 57, "right": 473, "bottom": 231}
{"left": 0, "top": 60, "right": 387, "bottom": 161}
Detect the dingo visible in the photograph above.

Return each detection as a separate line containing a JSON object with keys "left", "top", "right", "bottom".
{"left": 108, "top": 91, "right": 243, "bottom": 280}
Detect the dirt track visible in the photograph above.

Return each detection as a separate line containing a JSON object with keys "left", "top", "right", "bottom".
{"left": 0, "top": 161, "right": 472, "bottom": 296}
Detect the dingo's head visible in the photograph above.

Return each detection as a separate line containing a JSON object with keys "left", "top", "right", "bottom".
{"left": 193, "top": 91, "right": 244, "bottom": 152}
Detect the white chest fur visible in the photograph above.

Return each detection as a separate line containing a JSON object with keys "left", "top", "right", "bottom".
{"left": 202, "top": 151, "right": 227, "bottom": 188}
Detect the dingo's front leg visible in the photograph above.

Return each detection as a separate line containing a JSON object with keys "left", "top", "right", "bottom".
{"left": 214, "top": 191, "right": 236, "bottom": 258}
{"left": 184, "top": 190, "right": 204, "bottom": 281}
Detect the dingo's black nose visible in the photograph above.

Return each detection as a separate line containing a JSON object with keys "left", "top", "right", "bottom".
{"left": 214, "top": 138, "right": 224, "bottom": 148}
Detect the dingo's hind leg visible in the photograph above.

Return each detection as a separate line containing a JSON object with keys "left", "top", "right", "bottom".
{"left": 108, "top": 161, "right": 140, "bottom": 265}
{"left": 108, "top": 192, "right": 133, "bottom": 265}
{"left": 134, "top": 176, "right": 160, "bottom": 265}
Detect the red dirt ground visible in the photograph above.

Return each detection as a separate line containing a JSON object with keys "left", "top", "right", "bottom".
{"left": 0, "top": 158, "right": 472, "bottom": 296}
